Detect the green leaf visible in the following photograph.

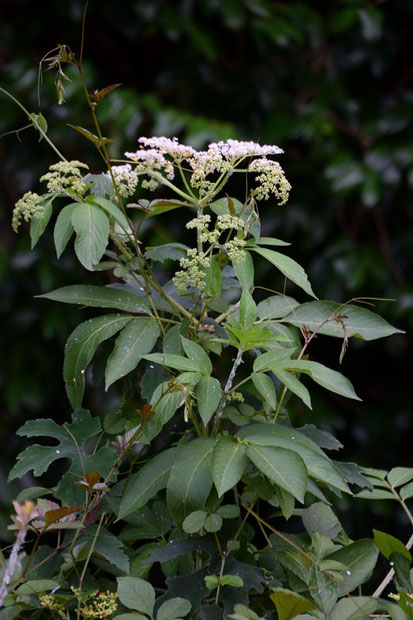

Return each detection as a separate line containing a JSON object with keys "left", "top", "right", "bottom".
{"left": 145, "top": 198, "right": 192, "bottom": 217}
{"left": 117, "top": 577, "right": 155, "bottom": 616}
{"left": 205, "top": 257, "right": 222, "bottom": 296}
{"left": 236, "top": 424, "right": 349, "bottom": 494}
{"left": 30, "top": 201, "right": 52, "bottom": 249}
{"left": 239, "top": 290, "right": 257, "bottom": 330}
{"left": 8, "top": 410, "right": 116, "bottom": 503}
{"left": 327, "top": 540, "right": 379, "bottom": 592}
{"left": 83, "top": 173, "right": 114, "bottom": 198}
{"left": 330, "top": 597, "right": 377, "bottom": 620}
{"left": 301, "top": 502, "right": 341, "bottom": 539}
{"left": 205, "top": 575, "right": 220, "bottom": 591}
{"left": 216, "top": 505, "right": 240, "bottom": 519}
{"left": 228, "top": 603, "right": 261, "bottom": 620}
{"left": 196, "top": 376, "right": 222, "bottom": 425}
{"left": 220, "top": 575, "right": 244, "bottom": 587}
{"left": 386, "top": 604, "right": 408, "bottom": 620}
{"left": 182, "top": 510, "right": 208, "bottom": 534}
{"left": 271, "top": 366, "right": 312, "bottom": 409}
{"left": 252, "top": 348, "right": 296, "bottom": 373}
{"left": 232, "top": 252, "right": 254, "bottom": 289}
{"left": 181, "top": 337, "right": 212, "bottom": 374}
{"left": 68, "top": 124, "right": 112, "bottom": 146}
{"left": 167, "top": 438, "right": 215, "bottom": 522}
{"left": 145, "top": 243, "right": 188, "bottom": 263}
{"left": 388, "top": 468, "right": 413, "bottom": 488}
{"left": 15, "top": 580, "right": 60, "bottom": 595}
{"left": 71, "top": 202, "right": 110, "bottom": 270}
{"left": 251, "top": 247, "right": 317, "bottom": 298}
{"left": 54, "top": 203, "right": 76, "bottom": 258}
{"left": 275, "top": 486, "right": 295, "bottom": 520}
{"left": 157, "top": 597, "right": 192, "bottom": 620}
{"left": 270, "top": 588, "right": 315, "bottom": 620}
{"left": 142, "top": 382, "right": 184, "bottom": 442}
{"left": 212, "top": 436, "right": 248, "bottom": 497}
{"left": 356, "top": 489, "right": 397, "bottom": 500}
{"left": 113, "top": 614, "right": 148, "bottom": 620}
{"left": 105, "top": 318, "right": 161, "bottom": 389}
{"left": 251, "top": 373, "right": 277, "bottom": 408}
{"left": 373, "top": 530, "right": 412, "bottom": 562}
{"left": 246, "top": 444, "right": 307, "bottom": 502}
{"left": 278, "top": 360, "right": 361, "bottom": 401}
{"left": 63, "top": 314, "right": 131, "bottom": 408}
{"left": 204, "top": 513, "right": 223, "bottom": 532}
{"left": 283, "top": 301, "right": 403, "bottom": 341}
{"left": 257, "top": 295, "right": 299, "bottom": 320}
{"left": 400, "top": 481, "right": 413, "bottom": 501}
{"left": 118, "top": 448, "right": 179, "bottom": 520}
{"left": 254, "top": 236, "right": 290, "bottom": 247}
{"left": 143, "top": 353, "right": 204, "bottom": 373}
{"left": 88, "top": 196, "right": 128, "bottom": 230}
{"left": 79, "top": 524, "right": 129, "bottom": 573}
{"left": 36, "top": 284, "right": 150, "bottom": 314}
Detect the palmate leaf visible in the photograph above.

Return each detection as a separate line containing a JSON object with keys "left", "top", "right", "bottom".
{"left": 8, "top": 409, "right": 116, "bottom": 486}
{"left": 282, "top": 301, "right": 403, "bottom": 341}
{"left": 64, "top": 314, "right": 132, "bottom": 408}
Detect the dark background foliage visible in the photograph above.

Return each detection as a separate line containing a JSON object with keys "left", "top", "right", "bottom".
{"left": 0, "top": 0, "right": 412, "bottom": 541}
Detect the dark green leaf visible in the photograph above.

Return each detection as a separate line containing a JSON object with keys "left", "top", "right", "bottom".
{"left": 118, "top": 448, "right": 179, "bottom": 520}
{"left": 64, "top": 314, "right": 132, "bottom": 408}
{"left": 205, "top": 257, "right": 222, "bottom": 296}
{"left": 71, "top": 202, "right": 110, "bottom": 270}
{"left": 327, "top": 540, "right": 379, "bottom": 592}
{"left": 167, "top": 438, "right": 215, "bottom": 522}
{"left": 246, "top": 444, "right": 307, "bottom": 502}
{"left": 257, "top": 295, "right": 299, "bottom": 320}
{"left": 283, "top": 301, "right": 403, "bottom": 341}
{"left": 37, "top": 284, "right": 150, "bottom": 314}
{"left": 301, "top": 502, "right": 341, "bottom": 539}
{"left": 196, "top": 376, "right": 221, "bottom": 425}
{"left": 105, "top": 317, "right": 161, "bottom": 389}
{"left": 117, "top": 576, "right": 155, "bottom": 615}
{"left": 270, "top": 588, "right": 315, "bottom": 620}
{"left": 212, "top": 436, "right": 248, "bottom": 497}
{"left": 53, "top": 203, "right": 76, "bottom": 258}
{"left": 251, "top": 247, "right": 317, "bottom": 298}
{"left": 30, "top": 201, "right": 52, "bottom": 249}
{"left": 145, "top": 243, "right": 188, "bottom": 263}
{"left": 373, "top": 530, "right": 412, "bottom": 562}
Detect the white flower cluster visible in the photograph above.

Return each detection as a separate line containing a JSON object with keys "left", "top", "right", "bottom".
{"left": 109, "top": 164, "right": 139, "bottom": 198}
{"left": 122, "top": 136, "right": 290, "bottom": 203}
{"left": 208, "top": 139, "right": 283, "bottom": 160}
{"left": 249, "top": 158, "right": 291, "bottom": 204}
{"left": 40, "top": 160, "right": 89, "bottom": 195}
{"left": 12, "top": 192, "right": 46, "bottom": 232}
{"left": 173, "top": 248, "right": 211, "bottom": 293}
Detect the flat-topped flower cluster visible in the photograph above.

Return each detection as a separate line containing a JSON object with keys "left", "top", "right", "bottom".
{"left": 115, "top": 137, "right": 291, "bottom": 203}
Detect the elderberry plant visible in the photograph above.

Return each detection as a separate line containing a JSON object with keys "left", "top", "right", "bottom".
{"left": 1, "top": 41, "right": 413, "bottom": 620}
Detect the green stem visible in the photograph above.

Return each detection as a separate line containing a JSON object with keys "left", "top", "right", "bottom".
{"left": 0, "top": 87, "right": 67, "bottom": 162}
